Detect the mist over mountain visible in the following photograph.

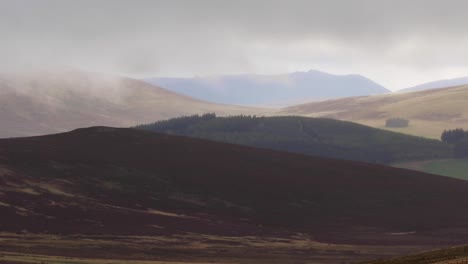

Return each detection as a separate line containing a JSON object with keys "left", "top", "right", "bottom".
{"left": 0, "top": 68, "right": 264, "bottom": 138}
{"left": 399, "top": 76, "right": 468, "bottom": 92}
{"left": 145, "top": 70, "right": 390, "bottom": 107}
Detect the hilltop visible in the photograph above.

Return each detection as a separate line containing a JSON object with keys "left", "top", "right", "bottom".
{"left": 282, "top": 86, "right": 468, "bottom": 138}
{"left": 399, "top": 76, "right": 468, "bottom": 93}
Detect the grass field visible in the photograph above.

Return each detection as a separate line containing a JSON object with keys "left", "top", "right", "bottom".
{"left": 0, "top": 233, "right": 430, "bottom": 264}
{"left": 360, "top": 244, "right": 468, "bottom": 264}
{"left": 394, "top": 159, "right": 468, "bottom": 180}
{"left": 0, "top": 252, "right": 205, "bottom": 264}
{"left": 282, "top": 86, "right": 468, "bottom": 139}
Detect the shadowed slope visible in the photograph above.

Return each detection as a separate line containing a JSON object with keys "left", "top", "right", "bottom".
{"left": 136, "top": 115, "right": 452, "bottom": 164}
{"left": 1, "top": 127, "right": 468, "bottom": 245}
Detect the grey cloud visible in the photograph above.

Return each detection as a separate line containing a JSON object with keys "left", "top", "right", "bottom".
{"left": 2, "top": 0, "right": 468, "bottom": 89}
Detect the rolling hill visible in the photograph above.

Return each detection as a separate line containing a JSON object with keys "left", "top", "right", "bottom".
{"left": 145, "top": 70, "right": 390, "bottom": 107}
{"left": 136, "top": 114, "right": 452, "bottom": 164}
{"left": 1, "top": 127, "right": 468, "bottom": 263}
{"left": 361, "top": 244, "right": 468, "bottom": 264}
{"left": 399, "top": 76, "right": 468, "bottom": 93}
{"left": 0, "top": 69, "right": 265, "bottom": 138}
{"left": 282, "top": 86, "right": 468, "bottom": 138}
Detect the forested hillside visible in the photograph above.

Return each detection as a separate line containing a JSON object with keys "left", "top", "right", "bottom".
{"left": 136, "top": 114, "right": 452, "bottom": 164}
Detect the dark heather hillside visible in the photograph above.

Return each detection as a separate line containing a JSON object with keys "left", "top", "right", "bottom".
{"left": 135, "top": 115, "right": 452, "bottom": 164}
{"left": 145, "top": 70, "right": 390, "bottom": 106}
{"left": 1, "top": 127, "right": 468, "bottom": 245}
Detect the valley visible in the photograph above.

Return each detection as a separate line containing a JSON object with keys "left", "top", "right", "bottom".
{"left": 394, "top": 159, "right": 468, "bottom": 180}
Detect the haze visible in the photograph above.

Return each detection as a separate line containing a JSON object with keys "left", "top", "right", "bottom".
{"left": 3, "top": 0, "right": 468, "bottom": 90}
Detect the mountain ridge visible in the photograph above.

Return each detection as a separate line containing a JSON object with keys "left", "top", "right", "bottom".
{"left": 145, "top": 70, "right": 390, "bottom": 106}
{"left": 399, "top": 76, "right": 468, "bottom": 93}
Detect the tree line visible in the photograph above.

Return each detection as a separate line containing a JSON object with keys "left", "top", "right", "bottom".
{"left": 135, "top": 114, "right": 453, "bottom": 164}
{"left": 441, "top": 128, "right": 468, "bottom": 158}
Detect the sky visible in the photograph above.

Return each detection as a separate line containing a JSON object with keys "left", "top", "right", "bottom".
{"left": 2, "top": 0, "right": 468, "bottom": 90}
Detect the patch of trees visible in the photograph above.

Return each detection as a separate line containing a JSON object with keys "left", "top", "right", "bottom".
{"left": 441, "top": 128, "right": 468, "bottom": 157}
{"left": 135, "top": 115, "right": 452, "bottom": 164}
{"left": 385, "top": 118, "right": 410, "bottom": 128}
{"left": 441, "top": 128, "right": 467, "bottom": 144}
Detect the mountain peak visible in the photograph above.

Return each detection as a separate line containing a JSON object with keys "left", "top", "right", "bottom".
{"left": 145, "top": 70, "right": 389, "bottom": 107}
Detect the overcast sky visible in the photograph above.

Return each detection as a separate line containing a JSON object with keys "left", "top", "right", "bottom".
{"left": 2, "top": 0, "right": 468, "bottom": 90}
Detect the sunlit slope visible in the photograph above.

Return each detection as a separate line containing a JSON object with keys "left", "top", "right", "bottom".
{"left": 282, "top": 86, "right": 468, "bottom": 138}
{"left": 0, "top": 69, "right": 266, "bottom": 138}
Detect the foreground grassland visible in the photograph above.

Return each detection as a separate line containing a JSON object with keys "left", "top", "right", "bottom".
{"left": 394, "top": 159, "right": 468, "bottom": 180}
{"left": 360, "top": 244, "right": 468, "bottom": 264}
{"left": 0, "top": 233, "right": 430, "bottom": 264}
{"left": 1, "top": 252, "right": 202, "bottom": 264}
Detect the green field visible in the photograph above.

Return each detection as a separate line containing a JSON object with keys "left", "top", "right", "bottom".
{"left": 395, "top": 159, "right": 468, "bottom": 180}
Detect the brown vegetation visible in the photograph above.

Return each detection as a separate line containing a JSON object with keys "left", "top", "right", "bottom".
{"left": 1, "top": 127, "right": 468, "bottom": 262}
{"left": 282, "top": 86, "right": 468, "bottom": 138}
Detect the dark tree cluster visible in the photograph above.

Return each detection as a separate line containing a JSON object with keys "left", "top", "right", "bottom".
{"left": 441, "top": 128, "right": 468, "bottom": 158}
{"left": 441, "top": 128, "right": 467, "bottom": 144}
{"left": 135, "top": 115, "right": 452, "bottom": 164}
{"left": 385, "top": 118, "right": 410, "bottom": 128}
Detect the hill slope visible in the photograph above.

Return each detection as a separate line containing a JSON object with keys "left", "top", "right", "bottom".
{"left": 399, "top": 76, "right": 468, "bottom": 93}
{"left": 145, "top": 70, "right": 390, "bottom": 106}
{"left": 136, "top": 115, "right": 452, "bottom": 164}
{"left": 1, "top": 127, "right": 468, "bottom": 243}
{"left": 361, "top": 244, "right": 468, "bottom": 264}
{"left": 0, "top": 69, "right": 264, "bottom": 138}
{"left": 282, "top": 86, "right": 468, "bottom": 138}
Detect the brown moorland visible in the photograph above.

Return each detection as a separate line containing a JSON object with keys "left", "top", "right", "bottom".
{"left": 1, "top": 127, "right": 468, "bottom": 262}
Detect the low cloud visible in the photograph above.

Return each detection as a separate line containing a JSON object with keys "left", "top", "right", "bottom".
{"left": 2, "top": 0, "right": 468, "bottom": 89}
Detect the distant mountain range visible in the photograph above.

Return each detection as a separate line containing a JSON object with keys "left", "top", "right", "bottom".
{"left": 399, "top": 76, "right": 468, "bottom": 92}
{"left": 0, "top": 69, "right": 264, "bottom": 138}
{"left": 3, "top": 67, "right": 468, "bottom": 140}
{"left": 144, "top": 70, "right": 390, "bottom": 106}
